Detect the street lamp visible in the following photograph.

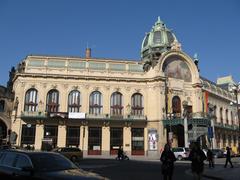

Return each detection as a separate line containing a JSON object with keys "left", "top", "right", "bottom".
{"left": 229, "top": 83, "right": 240, "bottom": 153}
{"left": 167, "top": 113, "right": 174, "bottom": 144}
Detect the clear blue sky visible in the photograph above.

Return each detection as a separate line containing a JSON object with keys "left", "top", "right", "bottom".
{"left": 0, "top": 0, "right": 239, "bottom": 86}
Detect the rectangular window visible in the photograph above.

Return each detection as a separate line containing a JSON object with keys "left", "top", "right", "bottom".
{"left": 66, "top": 126, "right": 80, "bottom": 147}
{"left": 88, "top": 127, "right": 102, "bottom": 155}
{"left": 21, "top": 124, "right": 36, "bottom": 145}
{"left": 131, "top": 128, "right": 144, "bottom": 155}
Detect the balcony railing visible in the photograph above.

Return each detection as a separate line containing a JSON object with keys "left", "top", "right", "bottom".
{"left": 214, "top": 122, "right": 239, "bottom": 131}
{"left": 21, "top": 111, "right": 47, "bottom": 119}
{"left": 190, "top": 112, "right": 209, "bottom": 118}
{"left": 20, "top": 111, "right": 147, "bottom": 122}
{"left": 86, "top": 113, "right": 147, "bottom": 121}
{"left": 86, "top": 114, "right": 107, "bottom": 119}
{"left": 127, "top": 114, "right": 147, "bottom": 120}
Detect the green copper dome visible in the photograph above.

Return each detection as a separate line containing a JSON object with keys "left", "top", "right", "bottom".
{"left": 141, "top": 17, "right": 178, "bottom": 71}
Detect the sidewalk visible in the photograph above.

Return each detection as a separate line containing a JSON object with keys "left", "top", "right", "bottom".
{"left": 130, "top": 156, "right": 240, "bottom": 180}
{"left": 203, "top": 158, "right": 240, "bottom": 180}
{"left": 203, "top": 164, "right": 240, "bottom": 180}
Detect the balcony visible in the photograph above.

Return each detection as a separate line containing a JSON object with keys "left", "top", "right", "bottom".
{"left": 214, "top": 122, "right": 239, "bottom": 131}
{"left": 162, "top": 113, "right": 210, "bottom": 127}
{"left": 85, "top": 113, "right": 147, "bottom": 122}
{"left": 190, "top": 112, "right": 209, "bottom": 118}
{"left": 126, "top": 114, "right": 147, "bottom": 121}
{"left": 86, "top": 114, "right": 107, "bottom": 119}
{"left": 21, "top": 111, "right": 47, "bottom": 119}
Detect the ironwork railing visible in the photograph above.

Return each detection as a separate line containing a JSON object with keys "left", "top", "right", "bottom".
{"left": 21, "top": 111, "right": 47, "bottom": 119}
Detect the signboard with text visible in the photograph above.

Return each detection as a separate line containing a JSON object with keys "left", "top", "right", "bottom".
{"left": 68, "top": 112, "right": 85, "bottom": 119}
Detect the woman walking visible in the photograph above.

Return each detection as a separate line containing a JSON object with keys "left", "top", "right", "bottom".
{"left": 160, "top": 143, "right": 176, "bottom": 180}
{"left": 189, "top": 142, "right": 207, "bottom": 180}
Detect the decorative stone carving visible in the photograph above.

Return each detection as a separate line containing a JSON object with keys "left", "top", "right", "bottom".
{"left": 94, "top": 87, "right": 99, "bottom": 91}
{"left": 171, "top": 40, "right": 181, "bottom": 51}
{"left": 104, "top": 85, "right": 110, "bottom": 90}
{"left": 72, "top": 85, "right": 78, "bottom": 90}
{"left": 42, "top": 83, "right": 47, "bottom": 88}
{"left": 21, "top": 82, "right": 25, "bottom": 88}
{"left": 125, "top": 87, "right": 131, "bottom": 91}
{"left": 51, "top": 84, "right": 57, "bottom": 89}
{"left": 63, "top": 84, "right": 68, "bottom": 89}
{"left": 135, "top": 88, "right": 140, "bottom": 93}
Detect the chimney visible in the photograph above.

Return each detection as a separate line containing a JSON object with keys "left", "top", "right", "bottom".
{"left": 85, "top": 48, "right": 91, "bottom": 58}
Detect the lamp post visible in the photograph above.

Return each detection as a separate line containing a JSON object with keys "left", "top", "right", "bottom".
{"left": 182, "top": 101, "right": 189, "bottom": 148}
{"left": 208, "top": 104, "right": 216, "bottom": 149}
{"left": 229, "top": 83, "right": 240, "bottom": 153}
{"left": 167, "top": 113, "right": 174, "bottom": 144}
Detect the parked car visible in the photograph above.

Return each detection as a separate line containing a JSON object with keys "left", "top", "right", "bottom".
{"left": 172, "top": 147, "right": 190, "bottom": 160}
{"left": 212, "top": 149, "right": 225, "bottom": 158}
{"left": 0, "top": 149, "right": 108, "bottom": 179}
{"left": 52, "top": 147, "right": 83, "bottom": 162}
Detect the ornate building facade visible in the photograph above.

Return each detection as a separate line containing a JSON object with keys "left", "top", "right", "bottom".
{"left": 10, "top": 18, "right": 239, "bottom": 157}
{"left": 0, "top": 68, "right": 15, "bottom": 145}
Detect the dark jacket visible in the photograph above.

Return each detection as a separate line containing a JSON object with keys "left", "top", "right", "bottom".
{"left": 160, "top": 150, "right": 176, "bottom": 175}
{"left": 189, "top": 149, "right": 207, "bottom": 173}
{"left": 207, "top": 150, "right": 213, "bottom": 161}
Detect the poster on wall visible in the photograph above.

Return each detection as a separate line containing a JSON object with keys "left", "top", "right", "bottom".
{"left": 148, "top": 129, "right": 158, "bottom": 151}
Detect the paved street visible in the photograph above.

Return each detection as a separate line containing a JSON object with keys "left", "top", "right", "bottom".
{"left": 78, "top": 158, "right": 240, "bottom": 180}
{"left": 79, "top": 159, "right": 192, "bottom": 180}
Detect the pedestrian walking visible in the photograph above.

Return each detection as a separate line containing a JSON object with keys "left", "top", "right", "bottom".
{"left": 224, "top": 146, "right": 233, "bottom": 168}
{"left": 160, "top": 143, "right": 176, "bottom": 180}
{"left": 207, "top": 149, "right": 214, "bottom": 168}
{"left": 117, "top": 146, "right": 123, "bottom": 160}
{"left": 189, "top": 142, "right": 207, "bottom": 180}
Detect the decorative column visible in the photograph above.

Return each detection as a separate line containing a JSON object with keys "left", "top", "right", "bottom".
{"left": 101, "top": 126, "right": 110, "bottom": 157}
{"left": 35, "top": 124, "right": 44, "bottom": 150}
{"left": 123, "top": 127, "right": 131, "bottom": 155}
{"left": 57, "top": 124, "right": 66, "bottom": 147}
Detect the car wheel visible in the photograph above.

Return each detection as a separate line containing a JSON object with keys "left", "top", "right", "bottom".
{"left": 71, "top": 155, "right": 78, "bottom": 162}
{"left": 177, "top": 155, "right": 183, "bottom": 161}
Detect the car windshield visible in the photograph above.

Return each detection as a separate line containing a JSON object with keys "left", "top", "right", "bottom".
{"left": 29, "top": 153, "right": 78, "bottom": 172}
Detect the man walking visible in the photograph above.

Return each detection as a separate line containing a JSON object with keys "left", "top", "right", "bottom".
{"left": 207, "top": 149, "right": 214, "bottom": 168}
{"left": 224, "top": 146, "right": 233, "bottom": 168}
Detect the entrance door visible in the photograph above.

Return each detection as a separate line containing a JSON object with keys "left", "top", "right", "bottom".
{"left": 131, "top": 128, "right": 144, "bottom": 155}
{"left": 110, "top": 127, "right": 123, "bottom": 155}
{"left": 88, "top": 127, "right": 102, "bottom": 155}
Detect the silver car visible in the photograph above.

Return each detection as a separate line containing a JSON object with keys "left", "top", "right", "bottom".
{"left": 172, "top": 147, "right": 190, "bottom": 160}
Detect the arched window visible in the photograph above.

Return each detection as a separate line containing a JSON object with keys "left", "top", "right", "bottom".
{"left": 226, "top": 109, "right": 228, "bottom": 124}
{"left": 89, "top": 91, "right": 102, "bottom": 114}
{"left": 131, "top": 93, "right": 144, "bottom": 115}
{"left": 68, "top": 90, "right": 81, "bottom": 112}
{"left": 0, "top": 100, "right": 5, "bottom": 112}
{"left": 24, "top": 89, "right": 38, "bottom": 112}
{"left": 46, "top": 89, "right": 59, "bottom": 112}
{"left": 172, "top": 96, "right": 181, "bottom": 115}
{"left": 220, "top": 107, "right": 223, "bottom": 123}
{"left": 110, "top": 92, "right": 123, "bottom": 115}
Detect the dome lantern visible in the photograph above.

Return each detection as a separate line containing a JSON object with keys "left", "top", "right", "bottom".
{"left": 141, "top": 17, "right": 179, "bottom": 71}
